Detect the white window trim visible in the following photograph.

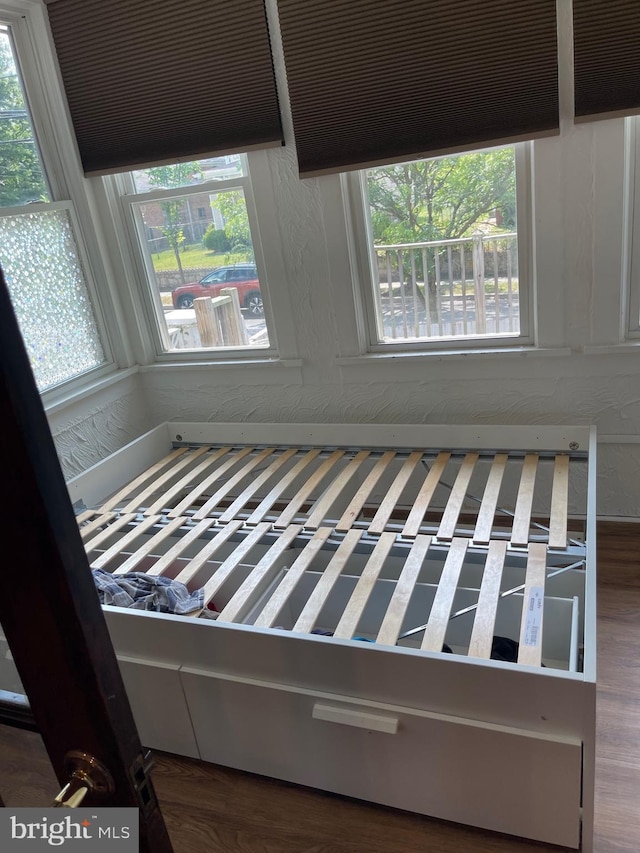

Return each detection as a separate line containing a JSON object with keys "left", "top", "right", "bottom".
{"left": 103, "top": 151, "right": 300, "bottom": 364}
{"left": 342, "top": 143, "right": 534, "bottom": 355}
{"left": 1, "top": 1, "right": 136, "bottom": 402}
{"left": 626, "top": 116, "right": 640, "bottom": 339}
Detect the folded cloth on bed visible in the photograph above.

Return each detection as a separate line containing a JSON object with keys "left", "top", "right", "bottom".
{"left": 92, "top": 569, "right": 203, "bottom": 614}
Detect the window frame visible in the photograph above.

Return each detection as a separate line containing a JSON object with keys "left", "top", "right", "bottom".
{"left": 0, "top": 1, "right": 124, "bottom": 401}
{"left": 345, "top": 142, "right": 534, "bottom": 354}
{"left": 111, "top": 158, "right": 281, "bottom": 361}
{"left": 626, "top": 116, "right": 640, "bottom": 339}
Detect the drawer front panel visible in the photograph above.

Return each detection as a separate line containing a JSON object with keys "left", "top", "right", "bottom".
{"left": 117, "top": 656, "right": 199, "bottom": 759}
{"left": 180, "top": 669, "right": 581, "bottom": 848}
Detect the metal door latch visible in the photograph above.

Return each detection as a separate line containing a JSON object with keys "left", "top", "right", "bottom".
{"left": 53, "top": 750, "right": 115, "bottom": 808}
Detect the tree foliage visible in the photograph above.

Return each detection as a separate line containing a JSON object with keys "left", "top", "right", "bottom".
{"left": 145, "top": 162, "right": 204, "bottom": 283}
{"left": 0, "top": 34, "right": 48, "bottom": 207}
{"left": 212, "top": 190, "right": 254, "bottom": 261}
{"left": 368, "top": 148, "right": 516, "bottom": 245}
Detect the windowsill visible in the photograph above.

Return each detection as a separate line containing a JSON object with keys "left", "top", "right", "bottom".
{"left": 43, "top": 365, "right": 139, "bottom": 416}
{"left": 140, "top": 356, "right": 303, "bottom": 370}
{"left": 335, "top": 346, "right": 571, "bottom": 367}
{"left": 582, "top": 342, "right": 640, "bottom": 355}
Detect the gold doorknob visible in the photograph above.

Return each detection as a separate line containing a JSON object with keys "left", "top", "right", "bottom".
{"left": 53, "top": 750, "right": 115, "bottom": 808}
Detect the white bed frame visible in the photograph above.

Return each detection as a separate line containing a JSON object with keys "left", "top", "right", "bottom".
{"left": 61, "top": 422, "right": 596, "bottom": 850}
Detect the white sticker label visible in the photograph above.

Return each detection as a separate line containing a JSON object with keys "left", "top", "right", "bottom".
{"left": 523, "top": 586, "right": 544, "bottom": 647}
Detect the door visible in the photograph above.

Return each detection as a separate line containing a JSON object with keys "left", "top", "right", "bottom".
{"left": 0, "top": 268, "right": 173, "bottom": 852}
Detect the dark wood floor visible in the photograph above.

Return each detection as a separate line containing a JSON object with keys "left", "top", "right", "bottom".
{"left": 0, "top": 521, "right": 638, "bottom": 852}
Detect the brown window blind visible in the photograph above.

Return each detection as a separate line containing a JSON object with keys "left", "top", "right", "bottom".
{"left": 277, "top": 0, "right": 559, "bottom": 177}
{"left": 44, "top": 0, "right": 282, "bottom": 175}
{"left": 574, "top": 0, "right": 640, "bottom": 121}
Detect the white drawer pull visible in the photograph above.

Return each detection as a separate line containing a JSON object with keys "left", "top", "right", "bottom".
{"left": 312, "top": 702, "right": 399, "bottom": 734}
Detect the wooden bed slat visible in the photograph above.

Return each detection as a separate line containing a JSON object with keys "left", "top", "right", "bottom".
{"left": 218, "top": 448, "right": 299, "bottom": 522}
{"left": 293, "top": 529, "right": 363, "bottom": 634}
{"left": 517, "top": 542, "right": 547, "bottom": 667}
{"left": 335, "top": 450, "right": 396, "bottom": 532}
{"left": 368, "top": 451, "right": 423, "bottom": 534}
{"left": 79, "top": 512, "right": 116, "bottom": 541}
{"left": 467, "top": 539, "right": 508, "bottom": 659}
{"left": 377, "top": 535, "right": 432, "bottom": 646}
{"left": 437, "top": 452, "right": 479, "bottom": 540}
{"left": 333, "top": 532, "right": 396, "bottom": 639}
{"left": 274, "top": 449, "right": 346, "bottom": 528}
{"left": 189, "top": 447, "right": 276, "bottom": 520}
{"left": 199, "top": 522, "right": 272, "bottom": 611}
{"left": 216, "top": 525, "right": 302, "bottom": 624}
{"left": 83, "top": 514, "right": 137, "bottom": 552}
{"left": 253, "top": 527, "right": 333, "bottom": 628}
{"left": 172, "top": 520, "right": 244, "bottom": 586}
{"left": 421, "top": 538, "right": 468, "bottom": 652}
{"left": 402, "top": 453, "right": 451, "bottom": 538}
{"left": 473, "top": 453, "right": 508, "bottom": 544}
{"left": 510, "top": 454, "right": 539, "bottom": 546}
{"left": 172, "top": 447, "right": 254, "bottom": 519}
{"left": 111, "top": 516, "right": 187, "bottom": 575}
{"left": 120, "top": 446, "right": 212, "bottom": 514}
{"left": 305, "top": 450, "right": 370, "bottom": 530}
{"left": 145, "top": 518, "right": 216, "bottom": 577}
{"left": 142, "top": 446, "right": 231, "bottom": 516}
{"left": 99, "top": 447, "right": 188, "bottom": 512}
{"left": 90, "top": 515, "right": 162, "bottom": 570}
{"left": 246, "top": 449, "right": 322, "bottom": 524}
{"left": 548, "top": 454, "right": 570, "bottom": 549}
{"left": 76, "top": 508, "right": 101, "bottom": 525}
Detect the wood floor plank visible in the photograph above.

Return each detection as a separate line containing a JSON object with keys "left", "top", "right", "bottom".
{"left": 467, "top": 539, "right": 508, "bottom": 659}
{"left": 333, "top": 532, "right": 397, "bottom": 639}
{"left": 377, "top": 535, "right": 432, "bottom": 646}
{"left": 421, "top": 538, "right": 468, "bottom": 652}
{"left": 473, "top": 453, "right": 508, "bottom": 544}
{"left": 548, "top": 454, "right": 570, "bottom": 549}
{"left": 517, "top": 542, "right": 547, "bottom": 667}
{"left": 402, "top": 453, "right": 451, "bottom": 537}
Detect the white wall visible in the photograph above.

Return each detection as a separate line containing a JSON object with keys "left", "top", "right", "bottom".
{"left": 48, "top": 116, "right": 640, "bottom": 517}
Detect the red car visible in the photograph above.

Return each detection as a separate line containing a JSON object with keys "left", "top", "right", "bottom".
{"left": 171, "top": 264, "right": 263, "bottom": 316}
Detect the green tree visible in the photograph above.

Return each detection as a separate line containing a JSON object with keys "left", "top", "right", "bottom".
{"left": 368, "top": 148, "right": 516, "bottom": 245}
{"left": 0, "top": 34, "right": 48, "bottom": 207}
{"left": 212, "top": 190, "right": 254, "bottom": 261}
{"left": 145, "top": 162, "right": 204, "bottom": 284}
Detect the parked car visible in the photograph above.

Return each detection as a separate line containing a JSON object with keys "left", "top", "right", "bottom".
{"left": 171, "top": 264, "right": 263, "bottom": 316}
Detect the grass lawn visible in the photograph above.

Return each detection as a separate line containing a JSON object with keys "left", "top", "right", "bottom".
{"left": 150, "top": 244, "right": 250, "bottom": 272}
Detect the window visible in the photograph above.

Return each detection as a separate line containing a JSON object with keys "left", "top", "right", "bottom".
{"left": 117, "top": 156, "right": 272, "bottom": 354}
{"left": 351, "top": 144, "right": 532, "bottom": 351}
{"left": 0, "top": 17, "right": 109, "bottom": 392}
